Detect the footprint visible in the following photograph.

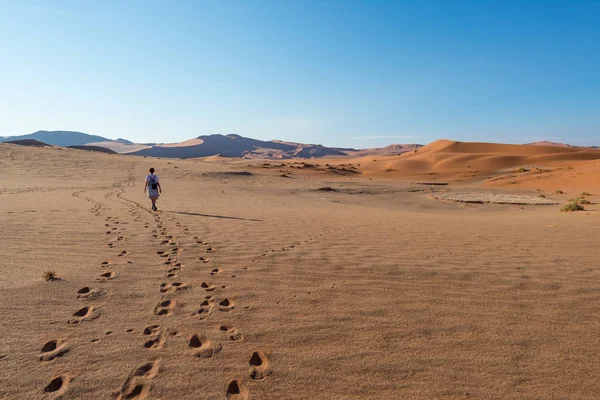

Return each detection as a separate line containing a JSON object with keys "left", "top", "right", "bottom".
{"left": 131, "top": 360, "right": 160, "bottom": 380}
{"left": 157, "top": 251, "right": 165, "bottom": 255}
{"left": 159, "top": 282, "right": 189, "bottom": 294}
{"left": 219, "top": 298, "right": 235, "bottom": 312}
{"left": 77, "top": 286, "right": 107, "bottom": 299}
{"left": 101, "top": 261, "right": 110, "bottom": 266}
{"left": 206, "top": 247, "right": 216, "bottom": 253}
{"left": 188, "top": 334, "right": 222, "bottom": 358}
{"left": 143, "top": 325, "right": 162, "bottom": 336}
{"left": 118, "top": 250, "right": 127, "bottom": 257}
{"left": 97, "top": 271, "right": 117, "bottom": 281}
{"left": 40, "top": 339, "right": 70, "bottom": 361}
{"left": 210, "top": 268, "right": 221, "bottom": 276}
{"left": 200, "top": 282, "right": 216, "bottom": 292}
{"left": 192, "top": 299, "right": 214, "bottom": 319}
{"left": 115, "top": 360, "right": 159, "bottom": 400}
{"left": 43, "top": 374, "right": 71, "bottom": 399}
{"left": 199, "top": 257, "right": 210, "bottom": 263}
{"left": 220, "top": 325, "right": 243, "bottom": 342}
{"left": 154, "top": 299, "right": 175, "bottom": 316}
{"left": 143, "top": 333, "right": 166, "bottom": 350}
{"left": 68, "top": 306, "right": 100, "bottom": 324}
{"left": 227, "top": 379, "right": 249, "bottom": 400}
{"left": 249, "top": 351, "right": 272, "bottom": 380}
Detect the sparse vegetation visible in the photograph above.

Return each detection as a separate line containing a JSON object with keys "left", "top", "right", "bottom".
{"left": 571, "top": 197, "right": 591, "bottom": 205}
{"left": 581, "top": 192, "right": 592, "bottom": 197}
{"left": 43, "top": 271, "right": 58, "bottom": 281}
{"left": 538, "top": 194, "right": 546, "bottom": 198}
{"left": 555, "top": 190, "right": 564, "bottom": 194}
{"left": 515, "top": 167, "right": 530, "bottom": 173}
{"left": 560, "top": 200, "right": 584, "bottom": 212}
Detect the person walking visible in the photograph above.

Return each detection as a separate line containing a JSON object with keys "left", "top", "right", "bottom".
{"left": 144, "top": 167, "right": 162, "bottom": 211}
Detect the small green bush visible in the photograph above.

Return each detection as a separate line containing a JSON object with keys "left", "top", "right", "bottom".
{"left": 560, "top": 201, "right": 584, "bottom": 212}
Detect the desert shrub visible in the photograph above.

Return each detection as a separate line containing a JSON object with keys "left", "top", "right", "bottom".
{"left": 571, "top": 197, "right": 591, "bottom": 205}
{"left": 555, "top": 190, "right": 564, "bottom": 194}
{"left": 538, "top": 194, "right": 546, "bottom": 198}
{"left": 43, "top": 271, "right": 58, "bottom": 281}
{"left": 515, "top": 167, "right": 530, "bottom": 173}
{"left": 581, "top": 192, "right": 592, "bottom": 197}
{"left": 560, "top": 201, "right": 584, "bottom": 212}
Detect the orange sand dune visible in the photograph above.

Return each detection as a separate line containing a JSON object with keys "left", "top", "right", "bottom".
{"left": 318, "top": 139, "right": 600, "bottom": 192}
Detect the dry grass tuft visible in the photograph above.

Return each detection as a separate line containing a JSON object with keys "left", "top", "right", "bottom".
{"left": 560, "top": 201, "right": 584, "bottom": 212}
{"left": 571, "top": 197, "right": 591, "bottom": 205}
{"left": 43, "top": 271, "right": 58, "bottom": 281}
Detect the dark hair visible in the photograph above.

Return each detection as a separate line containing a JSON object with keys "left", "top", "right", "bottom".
{"left": 149, "top": 168, "right": 155, "bottom": 173}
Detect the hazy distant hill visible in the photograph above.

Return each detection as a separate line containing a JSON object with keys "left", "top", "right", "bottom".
{"left": 527, "top": 141, "right": 599, "bottom": 149}
{"left": 0, "top": 130, "right": 110, "bottom": 147}
{"left": 347, "top": 144, "right": 423, "bottom": 157}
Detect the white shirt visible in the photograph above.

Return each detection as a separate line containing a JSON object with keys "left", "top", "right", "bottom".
{"left": 146, "top": 174, "right": 159, "bottom": 183}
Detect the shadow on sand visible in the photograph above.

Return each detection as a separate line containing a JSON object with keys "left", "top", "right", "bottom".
{"left": 172, "top": 211, "right": 262, "bottom": 222}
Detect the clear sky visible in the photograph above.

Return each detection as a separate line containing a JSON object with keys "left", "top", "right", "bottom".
{"left": 1, "top": 0, "right": 598, "bottom": 147}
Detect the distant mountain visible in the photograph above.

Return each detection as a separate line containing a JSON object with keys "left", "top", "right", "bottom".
{"left": 347, "top": 144, "right": 423, "bottom": 157}
{"left": 527, "top": 141, "right": 599, "bottom": 149}
{"left": 115, "top": 138, "right": 134, "bottom": 144}
{"left": 0, "top": 130, "right": 111, "bottom": 147}
{"left": 128, "top": 134, "right": 353, "bottom": 159}
{"left": 1, "top": 130, "right": 425, "bottom": 159}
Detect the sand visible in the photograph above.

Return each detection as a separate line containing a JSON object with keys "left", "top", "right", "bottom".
{"left": 1, "top": 142, "right": 600, "bottom": 399}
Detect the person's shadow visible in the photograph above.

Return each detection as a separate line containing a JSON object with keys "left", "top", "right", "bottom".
{"left": 172, "top": 211, "right": 261, "bottom": 222}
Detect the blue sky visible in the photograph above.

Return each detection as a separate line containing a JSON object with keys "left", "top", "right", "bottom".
{"left": 1, "top": 0, "right": 598, "bottom": 147}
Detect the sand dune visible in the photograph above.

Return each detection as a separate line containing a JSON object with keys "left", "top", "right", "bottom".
{"left": 1, "top": 141, "right": 600, "bottom": 399}
{"left": 85, "top": 141, "right": 152, "bottom": 153}
{"left": 313, "top": 140, "right": 600, "bottom": 192}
